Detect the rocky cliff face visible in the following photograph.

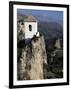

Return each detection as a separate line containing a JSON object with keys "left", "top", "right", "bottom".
{"left": 17, "top": 35, "right": 47, "bottom": 80}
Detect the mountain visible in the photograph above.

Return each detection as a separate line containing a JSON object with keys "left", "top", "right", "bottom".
{"left": 38, "top": 21, "right": 63, "bottom": 40}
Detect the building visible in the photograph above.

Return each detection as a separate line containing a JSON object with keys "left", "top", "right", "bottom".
{"left": 24, "top": 16, "right": 38, "bottom": 39}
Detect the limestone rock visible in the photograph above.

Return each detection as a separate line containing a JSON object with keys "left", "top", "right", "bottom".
{"left": 17, "top": 35, "right": 47, "bottom": 80}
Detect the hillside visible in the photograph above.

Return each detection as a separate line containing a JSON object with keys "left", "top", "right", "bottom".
{"left": 38, "top": 21, "right": 63, "bottom": 40}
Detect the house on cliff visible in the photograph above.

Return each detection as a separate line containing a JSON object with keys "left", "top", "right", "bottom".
{"left": 17, "top": 16, "right": 47, "bottom": 80}
{"left": 18, "top": 16, "right": 39, "bottom": 40}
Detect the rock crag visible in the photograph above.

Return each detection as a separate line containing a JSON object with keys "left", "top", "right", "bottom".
{"left": 17, "top": 35, "right": 47, "bottom": 80}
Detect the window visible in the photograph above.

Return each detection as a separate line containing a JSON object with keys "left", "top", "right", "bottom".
{"left": 29, "top": 25, "right": 32, "bottom": 31}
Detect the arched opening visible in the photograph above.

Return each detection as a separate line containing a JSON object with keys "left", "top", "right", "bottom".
{"left": 29, "top": 25, "right": 32, "bottom": 31}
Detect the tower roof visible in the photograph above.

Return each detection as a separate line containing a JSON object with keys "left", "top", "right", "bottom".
{"left": 24, "top": 16, "right": 37, "bottom": 22}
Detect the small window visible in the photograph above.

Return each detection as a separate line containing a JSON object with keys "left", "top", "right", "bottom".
{"left": 29, "top": 25, "right": 32, "bottom": 31}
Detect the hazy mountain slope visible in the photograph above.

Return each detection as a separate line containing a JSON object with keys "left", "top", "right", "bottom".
{"left": 38, "top": 21, "right": 63, "bottom": 39}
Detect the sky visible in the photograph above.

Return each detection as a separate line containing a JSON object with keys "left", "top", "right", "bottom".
{"left": 17, "top": 9, "right": 63, "bottom": 25}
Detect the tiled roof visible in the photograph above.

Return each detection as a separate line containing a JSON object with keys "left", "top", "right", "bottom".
{"left": 24, "top": 16, "right": 37, "bottom": 22}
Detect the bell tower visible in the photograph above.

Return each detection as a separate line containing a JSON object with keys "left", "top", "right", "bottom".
{"left": 24, "top": 16, "right": 38, "bottom": 39}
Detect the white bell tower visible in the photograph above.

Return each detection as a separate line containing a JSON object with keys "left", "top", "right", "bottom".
{"left": 24, "top": 16, "right": 38, "bottom": 39}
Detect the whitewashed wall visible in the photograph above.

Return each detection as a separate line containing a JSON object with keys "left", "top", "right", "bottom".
{"left": 24, "top": 22, "right": 37, "bottom": 39}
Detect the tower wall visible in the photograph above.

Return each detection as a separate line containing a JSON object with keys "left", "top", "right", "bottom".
{"left": 24, "top": 22, "right": 37, "bottom": 39}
